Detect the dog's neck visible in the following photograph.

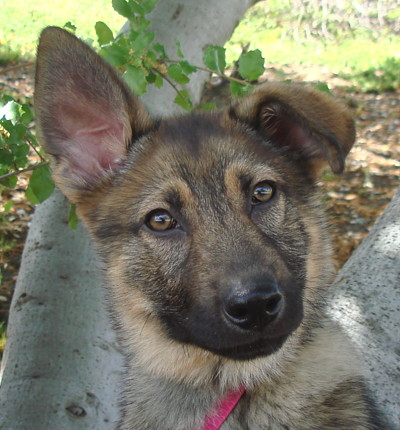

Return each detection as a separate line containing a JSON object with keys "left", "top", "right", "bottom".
{"left": 200, "top": 386, "right": 246, "bottom": 429}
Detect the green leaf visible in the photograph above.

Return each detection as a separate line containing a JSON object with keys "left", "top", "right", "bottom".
{"left": 168, "top": 64, "right": 190, "bottom": 84}
{"left": 124, "top": 65, "right": 148, "bottom": 95}
{"left": 100, "top": 43, "right": 130, "bottom": 66}
{"left": 13, "top": 143, "right": 30, "bottom": 168}
{"left": 0, "top": 149, "right": 13, "bottom": 167}
{"left": 179, "top": 61, "right": 197, "bottom": 75}
{"left": 146, "top": 71, "right": 157, "bottom": 83}
{"left": 230, "top": 81, "right": 253, "bottom": 98}
{"left": 25, "top": 187, "right": 39, "bottom": 205}
{"left": 26, "top": 165, "right": 54, "bottom": 204}
{"left": 129, "top": 2, "right": 146, "bottom": 15}
{"left": 200, "top": 102, "right": 216, "bottom": 111}
{"left": 130, "top": 16, "right": 151, "bottom": 32}
{"left": 238, "top": 49, "right": 265, "bottom": 81}
{"left": 112, "top": 0, "right": 132, "bottom": 18}
{"left": 153, "top": 43, "right": 167, "bottom": 58}
{"left": 95, "top": 21, "right": 114, "bottom": 46}
{"left": 0, "top": 100, "right": 21, "bottom": 122}
{"left": 145, "top": 50, "right": 157, "bottom": 64}
{"left": 130, "top": 0, "right": 159, "bottom": 15}
{"left": 128, "top": 29, "right": 139, "bottom": 42}
{"left": 20, "top": 103, "right": 34, "bottom": 125}
{"left": 203, "top": 46, "right": 226, "bottom": 74}
{"left": 141, "top": 0, "right": 160, "bottom": 14}
{"left": 68, "top": 204, "right": 79, "bottom": 230}
{"left": 131, "top": 32, "right": 154, "bottom": 52}
{"left": 0, "top": 118, "right": 12, "bottom": 133}
{"left": 63, "top": 22, "right": 77, "bottom": 33}
{"left": 155, "top": 74, "right": 163, "bottom": 88}
{"left": 175, "top": 41, "right": 184, "bottom": 58}
{"left": 0, "top": 174, "right": 17, "bottom": 188}
{"left": 9, "top": 123, "right": 27, "bottom": 142}
{"left": 314, "top": 82, "right": 331, "bottom": 94}
{"left": 174, "top": 90, "right": 192, "bottom": 111}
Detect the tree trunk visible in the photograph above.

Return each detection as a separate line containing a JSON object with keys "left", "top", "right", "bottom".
{"left": 0, "top": 1, "right": 254, "bottom": 429}
{"left": 328, "top": 185, "right": 400, "bottom": 428}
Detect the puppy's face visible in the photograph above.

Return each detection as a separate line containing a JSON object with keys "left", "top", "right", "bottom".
{"left": 35, "top": 27, "right": 355, "bottom": 372}
{"left": 86, "top": 113, "right": 314, "bottom": 360}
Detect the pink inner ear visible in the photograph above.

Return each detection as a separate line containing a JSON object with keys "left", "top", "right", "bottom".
{"left": 55, "top": 101, "right": 130, "bottom": 183}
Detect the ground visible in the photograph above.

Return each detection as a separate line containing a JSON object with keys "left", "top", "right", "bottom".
{"left": 0, "top": 61, "right": 399, "bottom": 350}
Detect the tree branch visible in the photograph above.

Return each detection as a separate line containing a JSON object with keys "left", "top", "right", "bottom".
{"left": 0, "top": 161, "right": 49, "bottom": 181}
{"left": 0, "top": 62, "right": 34, "bottom": 75}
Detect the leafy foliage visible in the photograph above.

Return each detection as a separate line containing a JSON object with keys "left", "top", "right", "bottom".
{"left": 1, "top": 0, "right": 266, "bottom": 227}
{"left": 0, "top": 97, "right": 50, "bottom": 205}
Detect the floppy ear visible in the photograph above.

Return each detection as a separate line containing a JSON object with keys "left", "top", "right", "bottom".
{"left": 231, "top": 83, "right": 355, "bottom": 175}
{"left": 35, "top": 27, "right": 153, "bottom": 203}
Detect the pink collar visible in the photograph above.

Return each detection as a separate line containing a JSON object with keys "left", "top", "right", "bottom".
{"left": 201, "top": 386, "right": 246, "bottom": 430}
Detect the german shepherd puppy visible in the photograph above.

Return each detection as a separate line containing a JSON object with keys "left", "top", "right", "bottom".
{"left": 35, "top": 27, "right": 387, "bottom": 429}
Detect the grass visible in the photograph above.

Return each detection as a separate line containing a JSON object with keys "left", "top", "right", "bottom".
{"left": 2, "top": 0, "right": 398, "bottom": 74}
{"left": 0, "top": 0, "right": 125, "bottom": 61}
{"left": 226, "top": 2, "right": 400, "bottom": 90}
{"left": 229, "top": 32, "right": 400, "bottom": 75}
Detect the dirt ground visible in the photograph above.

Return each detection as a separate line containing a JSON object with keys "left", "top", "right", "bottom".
{"left": 0, "top": 61, "right": 399, "bottom": 335}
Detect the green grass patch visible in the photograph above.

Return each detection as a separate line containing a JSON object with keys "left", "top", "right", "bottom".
{"left": 0, "top": 0, "right": 125, "bottom": 60}
{"left": 226, "top": 2, "right": 400, "bottom": 93}
{"left": 227, "top": 17, "right": 400, "bottom": 74}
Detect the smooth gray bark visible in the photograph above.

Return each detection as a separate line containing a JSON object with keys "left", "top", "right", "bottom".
{"left": 0, "top": 193, "right": 123, "bottom": 429}
{"left": 0, "top": 1, "right": 254, "bottom": 429}
{"left": 329, "top": 186, "right": 400, "bottom": 428}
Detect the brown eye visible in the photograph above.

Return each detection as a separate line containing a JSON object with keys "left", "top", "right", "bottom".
{"left": 252, "top": 181, "right": 275, "bottom": 204}
{"left": 145, "top": 209, "right": 177, "bottom": 232}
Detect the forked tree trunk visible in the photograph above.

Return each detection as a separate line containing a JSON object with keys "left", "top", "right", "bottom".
{"left": 0, "top": 1, "right": 255, "bottom": 428}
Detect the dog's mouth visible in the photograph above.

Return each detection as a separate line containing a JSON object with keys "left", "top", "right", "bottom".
{"left": 164, "top": 316, "right": 292, "bottom": 360}
{"left": 203, "top": 334, "right": 289, "bottom": 360}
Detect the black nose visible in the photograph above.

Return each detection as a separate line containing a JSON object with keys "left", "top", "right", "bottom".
{"left": 223, "top": 282, "right": 283, "bottom": 331}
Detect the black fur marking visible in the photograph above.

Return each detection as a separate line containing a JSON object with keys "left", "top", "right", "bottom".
{"left": 160, "top": 114, "right": 226, "bottom": 154}
{"left": 128, "top": 118, "right": 162, "bottom": 150}
{"left": 94, "top": 221, "right": 126, "bottom": 241}
{"left": 164, "top": 190, "right": 185, "bottom": 214}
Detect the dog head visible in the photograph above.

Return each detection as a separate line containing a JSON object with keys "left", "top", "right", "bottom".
{"left": 35, "top": 27, "right": 355, "bottom": 384}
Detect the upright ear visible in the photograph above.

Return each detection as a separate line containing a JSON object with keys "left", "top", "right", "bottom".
{"left": 35, "top": 27, "right": 153, "bottom": 203}
{"left": 231, "top": 83, "right": 355, "bottom": 175}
